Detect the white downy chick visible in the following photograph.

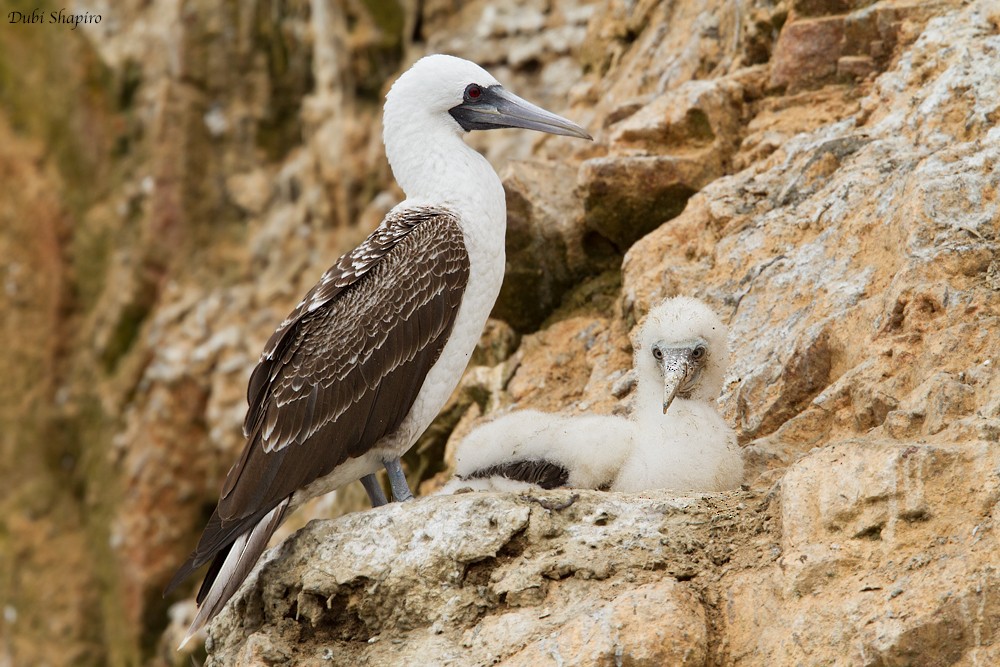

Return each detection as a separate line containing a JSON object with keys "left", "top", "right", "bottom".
{"left": 444, "top": 296, "right": 743, "bottom": 494}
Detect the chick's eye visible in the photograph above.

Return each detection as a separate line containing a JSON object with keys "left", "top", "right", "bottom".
{"left": 692, "top": 346, "right": 706, "bottom": 360}
{"left": 652, "top": 347, "right": 664, "bottom": 360}
{"left": 465, "top": 84, "right": 483, "bottom": 101}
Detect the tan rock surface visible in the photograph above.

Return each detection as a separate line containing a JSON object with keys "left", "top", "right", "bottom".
{"left": 2, "top": 0, "right": 996, "bottom": 665}
{"left": 209, "top": 0, "right": 999, "bottom": 664}
{"left": 623, "top": 0, "right": 999, "bottom": 477}
{"left": 205, "top": 440, "right": 998, "bottom": 666}
{"left": 725, "top": 440, "right": 1000, "bottom": 665}
{"left": 206, "top": 489, "right": 733, "bottom": 667}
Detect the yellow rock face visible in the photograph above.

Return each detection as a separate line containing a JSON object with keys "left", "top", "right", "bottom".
{"left": 4, "top": 0, "right": 997, "bottom": 664}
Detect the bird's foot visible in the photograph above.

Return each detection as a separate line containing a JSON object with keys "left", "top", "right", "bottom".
{"left": 384, "top": 458, "right": 414, "bottom": 502}
{"left": 361, "top": 473, "right": 389, "bottom": 507}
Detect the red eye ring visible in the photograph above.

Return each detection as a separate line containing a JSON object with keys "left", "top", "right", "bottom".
{"left": 465, "top": 84, "right": 483, "bottom": 101}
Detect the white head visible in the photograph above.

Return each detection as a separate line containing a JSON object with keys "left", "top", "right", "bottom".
{"left": 385, "top": 54, "right": 592, "bottom": 139}
{"left": 386, "top": 55, "right": 498, "bottom": 124}
{"left": 634, "top": 296, "right": 729, "bottom": 412}
{"left": 382, "top": 55, "right": 591, "bottom": 200}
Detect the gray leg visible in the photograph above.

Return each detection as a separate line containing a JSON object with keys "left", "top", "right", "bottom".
{"left": 361, "top": 473, "right": 388, "bottom": 507}
{"left": 384, "top": 458, "right": 414, "bottom": 502}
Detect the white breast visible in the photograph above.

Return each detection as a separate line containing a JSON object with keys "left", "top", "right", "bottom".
{"left": 612, "top": 400, "right": 742, "bottom": 492}
{"left": 375, "top": 165, "right": 507, "bottom": 457}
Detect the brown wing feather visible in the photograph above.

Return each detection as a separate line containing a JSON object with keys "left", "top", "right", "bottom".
{"left": 167, "top": 208, "right": 469, "bottom": 591}
{"left": 244, "top": 206, "right": 444, "bottom": 437}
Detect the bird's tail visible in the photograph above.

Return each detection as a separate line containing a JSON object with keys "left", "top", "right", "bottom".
{"left": 178, "top": 497, "right": 290, "bottom": 650}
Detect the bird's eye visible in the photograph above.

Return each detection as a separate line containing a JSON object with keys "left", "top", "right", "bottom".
{"left": 652, "top": 347, "right": 664, "bottom": 360}
{"left": 464, "top": 84, "right": 483, "bottom": 102}
{"left": 692, "top": 346, "right": 707, "bottom": 360}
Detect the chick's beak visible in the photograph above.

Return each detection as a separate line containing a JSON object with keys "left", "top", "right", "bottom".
{"left": 661, "top": 367, "right": 686, "bottom": 414}
{"left": 658, "top": 347, "right": 699, "bottom": 414}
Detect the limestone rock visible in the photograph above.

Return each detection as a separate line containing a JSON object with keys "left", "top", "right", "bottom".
{"left": 623, "top": 0, "right": 997, "bottom": 473}
{"left": 3, "top": 0, "right": 997, "bottom": 664}
{"left": 495, "top": 160, "right": 591, "bottom": 332}
{"left": 772, "top": 1, "right": 954, "bottom": 91}
{"left": 770, "top": 15, "right": 847, "bottom": 90}
{"left": 205, "top": 489, "right": 729, "bottom": 666}
{"left": 581, "top": 76, "right": 748, "bottom": 252}
{"left": 724, "top": 440, "right": 1000, "bottom": 665}
{"left": 579, "top": 155, "right": 712, "bottom": 253}
{"left": 607, "top": 79, "right": 746, "bottom": 156}
{"left": 498, "top": 581, "right": 707, "bottom": 667}
{"left": 205, "top": 439, "right": 1000, "bottom": 666}
{"left": 792, "top": 0, "right": 878, "bottom": 17}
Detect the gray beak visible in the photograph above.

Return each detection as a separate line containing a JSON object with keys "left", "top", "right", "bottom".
{"left": 661, "top": 365, "right": 686, "bottom": 415}
{"left": 450, "top": 85, "right": 593, "bottom": 139}
{"left": 657, "top": 346, "right": 701, "bottom": 414}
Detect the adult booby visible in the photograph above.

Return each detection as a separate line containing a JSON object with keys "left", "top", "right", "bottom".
{"left": 166, "top": 54, "right": 591, "bottom": 646}
{"left": 444, "top": 297, "right": 743, "bottom": 494}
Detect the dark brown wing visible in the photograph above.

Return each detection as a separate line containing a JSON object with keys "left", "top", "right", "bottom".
{"left": 166, "top": 207, "right": 469, "bottom": 592}
{"left": 465, "top": 459, "right": 571, "bottom": 490}
{"left": 245, "top": 205, "right": 447, "bottom": 433}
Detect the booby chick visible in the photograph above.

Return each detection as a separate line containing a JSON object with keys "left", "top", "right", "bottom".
{"left": 611, "top": 296, "right": 742, "bottom": 492}
{"left": 443, "top": 296, "right": 743, "bottom": 494}
{"left": 166, "top": 54, "right": 591, "bottom": 647}
{"left": 441, "top": 411, "right": 633, "bottom": 492}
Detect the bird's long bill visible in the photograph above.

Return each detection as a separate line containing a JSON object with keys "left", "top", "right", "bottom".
{"left": 453, "top": 86, "right": 592, "bottom": 139}
{"left": 660, "top": 346, "right": 700, "bottom": 414}
{"left": 661, "top": 366, "right": 686, "bottom": 415}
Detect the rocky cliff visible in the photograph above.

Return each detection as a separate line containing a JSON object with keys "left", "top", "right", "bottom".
{"left": 0, "top": 0, "right": 997, "bottom": 665}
